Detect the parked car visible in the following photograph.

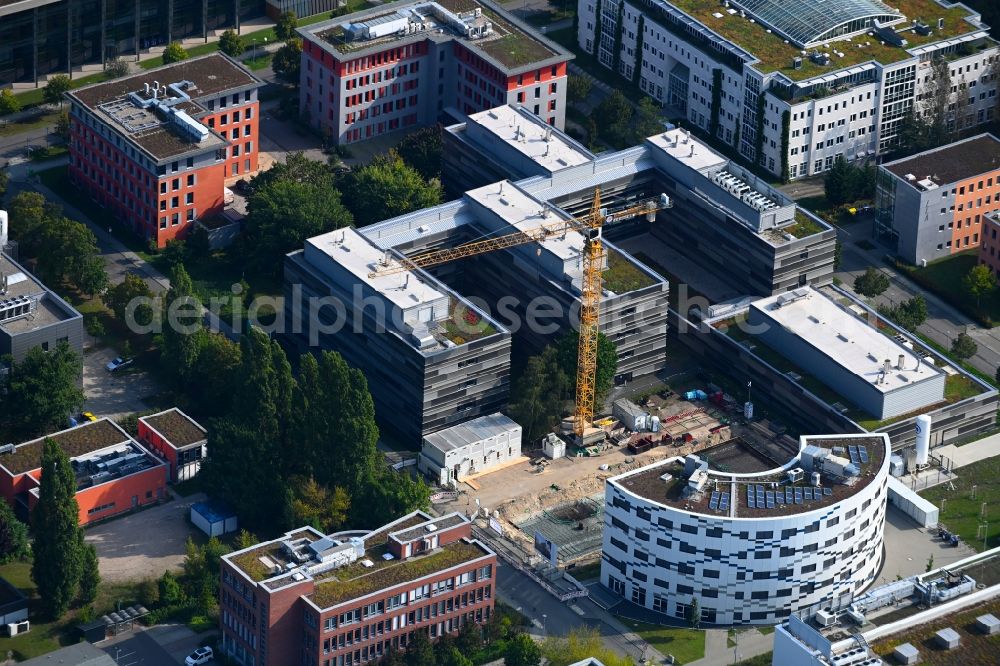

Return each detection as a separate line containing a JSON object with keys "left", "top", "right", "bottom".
{"left": 185, "top": 646, "right": 214, "bottom": 665}
{"left": 80, "top": 412, "right": 97, "bottom": 422}
{"left": 105, "top": 356, "right": 133, "bottom": 373}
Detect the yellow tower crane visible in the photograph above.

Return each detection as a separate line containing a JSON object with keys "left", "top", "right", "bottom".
{"left": 369, "top": 186, "right": 672, "bottom": 440}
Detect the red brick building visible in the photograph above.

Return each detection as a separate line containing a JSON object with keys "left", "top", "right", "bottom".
{"left": 0, "top": 419, "right": 167, "bottom": 525}
{"left": 220, "top": 511, "right": 496, "bottom": 666}
{"left": 66, "top": 53, "right": 264, "bottom": 248}
{"left": 137, "top": 408, "right": 207, "bottom": 483}
{"left": 297, "top": 0, "right": 571, "bottom": 145}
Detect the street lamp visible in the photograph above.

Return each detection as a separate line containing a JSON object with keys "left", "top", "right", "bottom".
{"left": 542, "top": 613, "right": 547, "bottom": 635}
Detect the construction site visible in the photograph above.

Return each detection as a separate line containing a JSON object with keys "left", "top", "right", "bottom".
{"left": 436, "top": 375, "right": 802, "bottom": 575}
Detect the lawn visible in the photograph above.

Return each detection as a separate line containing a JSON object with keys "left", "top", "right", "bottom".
{"left": 245, "top": 54, "right": 273, "bottom": 71}
{"left": 903, "top": 251, "right": 1000, "bottom": 327}
{"left": 0, "top": 560, "right": 145, "bottom": 660}
{"left": 923, "top": 454, "right": 1000, "bottom": 551}
{"left": 0, "top": 111, "right": 60, "bottom": 138}
{"left": 621, "top": 619, "right": 706, "bottom": 665}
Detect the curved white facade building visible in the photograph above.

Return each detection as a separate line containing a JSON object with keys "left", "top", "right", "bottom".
{"left": 601, "top": 434, "right": 890, "bottom": 625}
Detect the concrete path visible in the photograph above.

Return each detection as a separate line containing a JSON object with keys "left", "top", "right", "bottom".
{"left": 935, "top": 431, "right": 1000, "bottom": 469}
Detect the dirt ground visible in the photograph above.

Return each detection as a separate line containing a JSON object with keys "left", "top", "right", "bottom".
{"left": 85, "top": 492, "right": 206, "bottom": 583}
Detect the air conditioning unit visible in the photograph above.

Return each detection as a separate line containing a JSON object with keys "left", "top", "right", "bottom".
{"left": 6, "top": 620, "right": 29, "bottom": 636}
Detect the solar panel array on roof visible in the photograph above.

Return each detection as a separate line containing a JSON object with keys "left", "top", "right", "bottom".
{"left": 734, "top": 0, "right": 904, "bottom": 48}
{"left": 848, "top": 444, "right": 869, "bottom": 465}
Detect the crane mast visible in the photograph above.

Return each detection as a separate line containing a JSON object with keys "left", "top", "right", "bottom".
{"left": 369, "top": 187, "right": 671, "bottom": 440}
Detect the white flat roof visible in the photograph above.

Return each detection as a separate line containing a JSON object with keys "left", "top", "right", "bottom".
{"left": 467, "top": 106, "right": 592, "bottom": 172}
{"left": 422, "top": 413, "right": 520, "bottom": 453}
{"left": 464, "top": 181, "right": 583, "bottom": 263}
{"left": 306, "top": 227, "right": 447, "bottom": 310}
{"left": 751, "top": 287, "right": 943, "bottom": 393}
{"left": 645, "top": 128, "right": 728, "bottom": 174}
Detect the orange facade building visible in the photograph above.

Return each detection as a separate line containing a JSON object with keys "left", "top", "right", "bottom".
{"left": 0, "top": 419, "right": 167, "bottom": 526}
{"left": 876, "top": 134, "right": 1000, "bottom": 265}
{"left": 66, "top": 54, "right": 263, "bottom": 248}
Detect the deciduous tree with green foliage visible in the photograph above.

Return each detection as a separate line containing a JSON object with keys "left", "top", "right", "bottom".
{"left": 219, "top": 29, "right": 245, "bottom": 57}
{"left": 541, "top": 627, "right": 634, "bottom": 666}
{"left": 104, "top": 273, "right": 155, "bottom": 325}
{"left": 0, "top": 169, "right": 8, "bottom": 202}
{"left": 31, "top": 439, "right": 84, "bottom": 619}
{"left": 505, "top": 634, "right": 542, "bottom": 666}
{"left": 964, "top": 263, "right": 996, "bottom": 308}
{"left": 632, "top": 97, "right": 662, "bottom": 143}
{"left": 163, "top": 42, "right": 189, "bottom": 64}
{"left": 343, "top": 151, "right": 442, "bottom": 227}
{"left": 0, "top": 88, "right": 21, "bottom": 115}
{"left": 567, "top": 75, "right": 592, "bottom": 105}
{"left": 188, "top": 332, "right": 242, "bottom": 416}
{"left": 596, "top": 90, "right": 633, "bottom": 148}
{"left": 853, "top": 267, "right": 890, "bottom": 298}
{"left": 290, "top": 476, "right": 350, "bottom": 532}
{"left": 396, "top": 125, "right": 444, "bottom": 181}
{"left": 405, "top": 629, "right": 435, "bottom": 666}
{"left": 1, "top": 343, "right": 84, "bottom": 439}
{"left": 880, "top": 294, "right": 928, "bottom": 331}
{"left": 43, "top": 75, "right": 71, "bottom": 107}
{"left": 276, "top": 10, "right": 299, "bottom": 41}
{"left": 272, "top": 38, "right": 303, "bottom": 84}
{"left": 105, "top": 58, "right": 130, "bottom": 79}
{"left": 245, "top": 153, "right": 352, "bottom": 272}
{"left": 0, "top": 501, "right": 30, "bottom": 564}
{"left": 688, "top": 596, "right": 701, "bottom": 629}
{"left": 951, "top": 332, "right": 978, "bottom": 360}
{"left": 508, "top": 346, "right": 569, "bottom": 443}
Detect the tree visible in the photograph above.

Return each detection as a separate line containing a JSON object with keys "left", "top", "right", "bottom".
{"left": 160, "top": 264, "right": 203, "bottom": 382}
{"left": 405, "top": 630, "right": 435, "bottom": 666}
{"left": 505, "top": 634, "right": 542, "bottom": 666}
{"left": 0, "top": 88, "right": 22, "bottom": 115}
{"left": 55, "top": 110, "right": 71, "bottom": 140}
{"left": 556, "top": 330, "right": 619, "bottom": 409}
{"left": 926, "top": 554, "right": 935, "bottom": 573}
{"left": 824, "top": 155, "right": 853, "bottom": 205}
{"left": 853, "top": 267, "right": 890, "bottom": 298}
{"left": 964, "top": 263, "right": 996, "bottom": 308}
{"left": 632, "top": 97, "right": 662, "bottom": 142}
{"left": 188, "top": 332, "right": 241, "bottom": 416}
{"left": 596, "top": 91, "right": 633, "bottom": 147}
{"left": 31, "top": 439, "right": 83, "bottom": 619}
{"left": 438, "top": 648, "right": 473, "bottom": 666}
{"left": 687, "top": 596, "right": 701, "bottom": 629}
{"left": 0, "top": 501, "right": 30, "bottom": 564}
{"left": 104, "top": 58, "right": 130, "bottom": 79}
{"left": 343, "top": 151, "right": 442, "bottom": 227}
{"left": 234, "top": 529, "right": 258, "bottom": 550}
{"left": 272, "top": 38, "right": 302, "bottom": 84}
{"left": 245, "top": 153, "right": 352, "bottom": 272}
{"left": 508, "top": 346, "right": 569, "bottom": 443}
{"left": 541, "top": 627, "right": 633, "bottom": 666}
{"left": 158, "top": 570, "right": 185, "bottom": 606}
{"left": 219, "top": 29, "right": 245, "bottom": 57}
{"left": 567, "top": 75, "right": 592, "bottom": 105}
{"left": 995, "top": 364, "right": 1000, "bottom": 387}
{"left": 78, "top": 541, "right": 100, "bottom": 605}
{"left": 290, "top": 476, "right": 350, "bottom": 532}
{"left": 455, "top": 621, "right": 482, "bottom": 654}
{"left": 43, "top": 75, "right": 72, "bottom": 107}
{"left": 2, "top": 343, "right": 84, "bottom": 439}
{"left": 104, "top": 273, "right": 155, "bottom": 325}
{"left": 162, "top": 42, "right": 189, "bottom": 64}
{"left": 881, "top": 294, "right": 928, "bottom": 331}
{"left": 951, "top": 332, "right": 978, "bottom": 360}
{"left": 276, "top": 10, "right": 299, "bottom": 41}
{"left": 396, "top": 125, "right": 444, "bottom": 181}
{"left": 834, "top": 239, "right": 844, "bottom": 270}
{"left": 0, "top": 168, "right": 8, "bottom": 203}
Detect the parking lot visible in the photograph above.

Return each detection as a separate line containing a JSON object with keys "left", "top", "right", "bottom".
{"left": 85, "top": 492, "right": 207, "bottom": 583}
{"left": 100, "top": 624, "right": 216, "bottom": 666}
{"left": 82, "top": 345, "right": 164, "bottom": 421}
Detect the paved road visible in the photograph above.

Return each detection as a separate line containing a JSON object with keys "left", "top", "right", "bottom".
{"left": 496, "top": 562, "right": 657, "bottom": 661}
